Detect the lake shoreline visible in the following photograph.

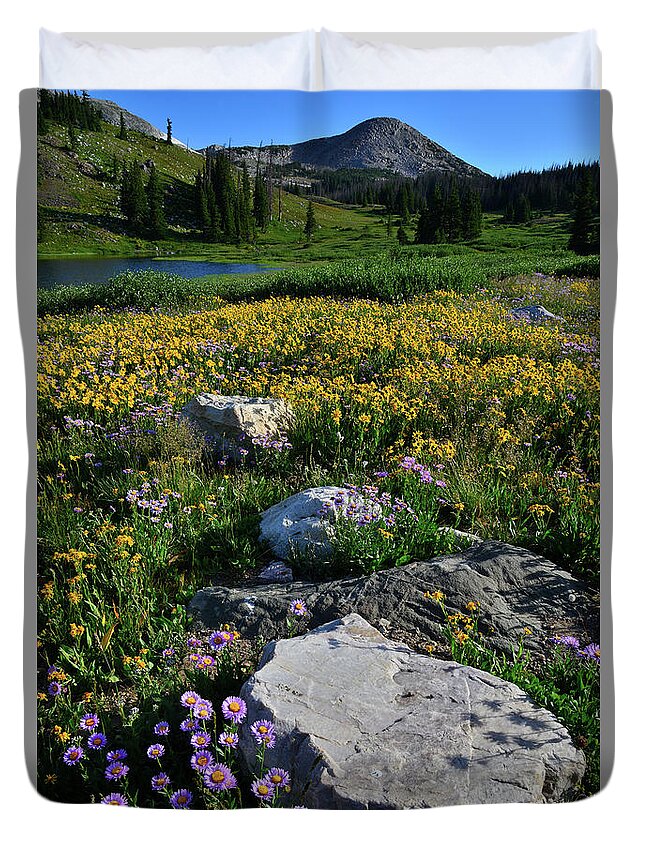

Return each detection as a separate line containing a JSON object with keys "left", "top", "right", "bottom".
{"left": 37, "top": 256, "right": 280, "bottom": 289}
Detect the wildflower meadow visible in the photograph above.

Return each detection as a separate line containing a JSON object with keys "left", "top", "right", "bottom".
{"left": 36, "top": 266, "right": 600, "bottom": 804}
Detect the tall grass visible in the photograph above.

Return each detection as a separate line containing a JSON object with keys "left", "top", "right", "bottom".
{"left": 37, "top": 250, "right": 600, "bottom": 315}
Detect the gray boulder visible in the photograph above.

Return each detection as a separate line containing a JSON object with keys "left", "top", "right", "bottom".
{"left": 181, "top": 394, "right": 293, "bottom": 454}
{"left": 510, "top": 305, "right": 561, "bottom": 322}
{"left": 259, "top": 486, "right": 381, "bottom": 561}
{"left": 238, "top": 614, "right": 585, "bottom": 808}
{"left": 189, "top": 541, "right": 591, "bottom": 653}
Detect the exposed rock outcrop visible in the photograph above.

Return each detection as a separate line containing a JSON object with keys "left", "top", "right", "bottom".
{"left": 238, "top": 615, "right": 585, "bottom": 808}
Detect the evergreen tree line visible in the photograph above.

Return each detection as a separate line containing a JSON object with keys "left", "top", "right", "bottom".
{"left": 194, "top": 152, "right": 255, "bottom": 243}
{"left": 415, "top": 180, "right": 483, "bottom": 244}
{"left": 120, "top": 161, "right": 166, "bottom": 239}
{"left": 311, "top": 160, "right": 599, "bottom": 218}
{"left": 37, "top": 89, "right": 102, "bottom": 135}
{"left": 194, "top": 151, "right": 281, "bottom": 244}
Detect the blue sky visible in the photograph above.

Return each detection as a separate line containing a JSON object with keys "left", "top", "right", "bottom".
{"left": 87, "top": 89, "right": 599, "bottom": 177}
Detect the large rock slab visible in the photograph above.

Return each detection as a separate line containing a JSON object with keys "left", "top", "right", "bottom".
{"left": 181, "top": 394, "right": 293, "bottom": 451}
{"left": 238, "top": 614, "right": 585, "bottom": 808}
{"left": 189, "top": 541, "right": 591, "bottom": 653}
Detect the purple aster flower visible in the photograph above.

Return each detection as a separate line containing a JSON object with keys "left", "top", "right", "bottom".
{"left": 251, "top": 777, "right": 275, "bottom": 802}
{"left": 105, "top": 761, "right": 129, "bottom": 781}
{"left": 79, "top": 713, "right": 100, "bottom": 731}
{"left": 151, "top": 772, "right": 171, "bottom": 791}
{"left": 549, "top": 635, "right": 580, "bottom": 649}
{"left": 107, "top": 748, "right": 127, "bottom": 762}
{"left": 147, "top": 743, "right": 165, "bottom": 759}
{"left": 581, "top": 643, "right": 600, "bottom": 661}
{"left": 186, "top": 636, "right": 201, "bottom": 648}
{"left": 221, "top": 696, "right": 247, "bottom": 724}
{"left": 200, "top": 654, "right": 215, "bottom": 668}
{"left": 289, "top": 599, "right": 308, "bottom": 617}
{"left": 208, "top": 630, "right": 229, "bottom": 651}
{"left": 250, "top": 719, "right": 276, "bottom": 748}
{"left": 170, "top": 789, "right": 193, "bottom": 809}
{"left": 180, "top": 718, "right": 199, "bottom": 733}
{"left": 48, "top": 681, "right": 63, "bottom": 697}
{"left": 190, "top": 731, "right": 211, "bottom": 749}
{"left": 87, "top": 732, "right": 107, "bottom": 750}
{"left": 154, "top": 721, "right": 170, "bottom": 736}
{"left": 267, "top": 767, "right": 291, "bottom": 789}
{"left": 101, "top": 793, "right": 129, "bottom": 806}
{"left": 180, "top": 690, "right": 201, "bottom": 709}
{"left": 218, "top": 731, "right": 239, "bottom": 749}
{"left": 203, "top": 763, "right": 237, "bottom": 791}
{"left": 191, "top": 750, "right": 215, "bottom": 772}
{"left": 194, "top": 699, "right": 214, "bottom": 721}
{"left": 63, "top": 745, "right": 84, "bottom": 766}
{"left": 161, "top": 648, "right": 175, "bottom": 659}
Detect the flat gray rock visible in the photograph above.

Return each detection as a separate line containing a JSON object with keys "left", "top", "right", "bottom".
{"left": 238, "top": 614, "right": 585, "bottom": 808}
{"left": 189, "top": 540, "right": 590, "bottom": 653}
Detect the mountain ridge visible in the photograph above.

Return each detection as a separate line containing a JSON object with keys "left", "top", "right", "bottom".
{"left": 201, "top": 116, "right": 488, "bottom": 179}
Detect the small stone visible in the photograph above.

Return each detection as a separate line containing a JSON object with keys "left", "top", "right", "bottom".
{"left": 510, "top": 305, "right": 561, "bottom": 322}
{"left": 258, "top": 561, "right": 293, "bottom": 584}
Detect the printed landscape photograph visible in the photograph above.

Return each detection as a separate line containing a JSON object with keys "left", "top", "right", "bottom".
{"left": 36, "top": 88, "right": 601, "bottom": 809}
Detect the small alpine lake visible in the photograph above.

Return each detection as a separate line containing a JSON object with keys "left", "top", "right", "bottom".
{"left": 37, "top": 257, "right": 277, "bottom": 289}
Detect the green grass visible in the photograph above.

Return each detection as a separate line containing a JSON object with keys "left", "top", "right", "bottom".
{"left": 38, "top": 246, "right": 600, "bottom": 316}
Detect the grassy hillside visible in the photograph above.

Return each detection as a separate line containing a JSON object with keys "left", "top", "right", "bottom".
{"left": 37, "top": 120, "right": 391, "bottom": 263}
{"left": 37, "top": 119, "right": 582, "bottom": 267}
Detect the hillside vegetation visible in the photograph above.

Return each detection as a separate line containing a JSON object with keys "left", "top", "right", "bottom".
{"left": 37, "top": 120, "right": 388, "bottom": 263}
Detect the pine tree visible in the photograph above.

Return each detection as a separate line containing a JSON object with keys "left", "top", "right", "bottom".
{"left": 428, "top": 184, "right": 446, "bottom": 243}
{"left": 397, "top": 224, "right": 408, "bottom": 245}
{"left": 444, "top": 179, "right": 462, "bottom": 242}
{"left": 118, "top": 112, "right": 127, "bottom": 140}
{"left": 253, "top": 172, "right": 270, "bottom": 231}
{"left": 415, "top": 206, "right": 432, "bottom": 244}
{"left": 146, "top": 162, "right": 166, "bottom": 239}
{"left": 568, "top": 173, "right": 599, "bottom": 255}
{"left": 213, "top": 153, "right": 237, "bottom": 240}
{"left": 515, "top": 194, "right": 532, "bottom": 224}
{"left": 194, "top": 171, "right": 211, "bottom": 239}
{"left": 238, "top": 162, "right": 253, "bottom": 242}
{"left": 121, "top": 162, "right": 147, "bottom": 235}
{"left": 462, "top": 189, "right": 483, "bottom": 240}
{"left": 120, "top": 163, "right": 132, "bottom": 218}
{"left": 67, "top": 122, "right": 78, "bottom": 152}
{"left": 166, "top": 118, "right": 172, "bottom": 145}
